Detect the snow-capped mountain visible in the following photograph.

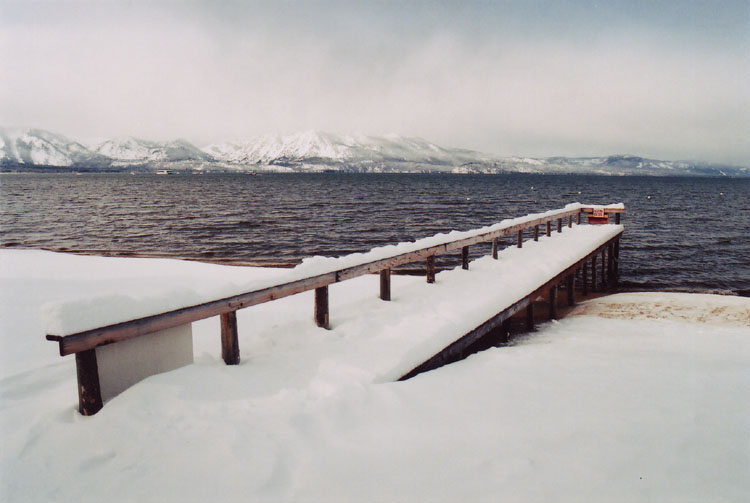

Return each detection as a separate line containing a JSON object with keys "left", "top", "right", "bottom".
{"left": 0, "top": 127, "right": 108, "bottom": 167}
{"left": 203, "top": 131, "right": 495, "bottom": 170}
{"left": 1, "top": 127, "right": 747, "bottom": 177}
{"left": 95, "top": 137, "right": 214, "bottom": 164}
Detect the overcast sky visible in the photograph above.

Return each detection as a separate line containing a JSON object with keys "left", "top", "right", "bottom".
{"left": 1, "top": 0, "right": 748, "bottom": 164}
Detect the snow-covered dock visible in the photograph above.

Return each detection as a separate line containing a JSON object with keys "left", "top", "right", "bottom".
{"left": 41, "top": 204, "right": 623, "bottom": 415}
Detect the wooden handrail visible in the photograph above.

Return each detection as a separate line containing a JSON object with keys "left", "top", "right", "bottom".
{"left": 46, "top": 204, "right": 624, "bottom": 356}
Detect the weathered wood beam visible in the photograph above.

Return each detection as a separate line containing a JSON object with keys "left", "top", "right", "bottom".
{"left": 220, "top": 311, "right": 240, "bottom": 365}
{"left": 461, "top": 246, "right": 469, "bottom": 270}
{"left": 557, "top": 218, "right": 562, "bottom": 233}
{"left": 491, "top": 238, "right": 498, "bottom": 259}
{"left": 533, "top": 225, "right": 539, "bottom": 242}
{"left": 517, "top": 230, "right": 523, "bottom": 248}
{"left": 546, "top": 221, "right": 552, "bottom": 237}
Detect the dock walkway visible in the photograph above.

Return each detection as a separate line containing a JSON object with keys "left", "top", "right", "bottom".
{"left": 44, "top": 204, "right": 624, "bottom": 415}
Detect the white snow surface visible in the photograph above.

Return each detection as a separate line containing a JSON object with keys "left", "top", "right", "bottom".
{"left": 1, "top": 247, "right": 748, "bottom": 502}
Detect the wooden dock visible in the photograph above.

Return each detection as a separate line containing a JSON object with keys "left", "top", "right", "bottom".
{"left": 45, "top": 203, "right": 624, "bottom": 415}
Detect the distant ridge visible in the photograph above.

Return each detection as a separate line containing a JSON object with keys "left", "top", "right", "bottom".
{"left": 1, "top": 127, "right": 748, "bottom": 177}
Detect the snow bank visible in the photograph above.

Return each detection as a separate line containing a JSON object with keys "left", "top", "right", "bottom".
{"left": 1, "top": 248, "right": 747, "bottom": 502}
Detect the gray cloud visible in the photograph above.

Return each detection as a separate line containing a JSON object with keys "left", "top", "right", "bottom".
{"left": 1, "top": 0, "right": 748, "bottom": 164}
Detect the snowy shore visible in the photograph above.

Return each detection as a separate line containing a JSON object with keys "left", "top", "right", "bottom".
{"left": 1, "top": 250, "right": 748, "bottom": 502}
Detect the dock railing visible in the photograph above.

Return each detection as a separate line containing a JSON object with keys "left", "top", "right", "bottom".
{"left": 46, "top": 203, "right": 624, "bottom": 415}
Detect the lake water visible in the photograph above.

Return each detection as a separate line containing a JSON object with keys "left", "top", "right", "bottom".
{"left": 2, "top": 172, "right": 749, "bottom": 295}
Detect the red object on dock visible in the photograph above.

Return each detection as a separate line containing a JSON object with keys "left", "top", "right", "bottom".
{"left": 588, "top": 208, "right": 609, "bottom": 224}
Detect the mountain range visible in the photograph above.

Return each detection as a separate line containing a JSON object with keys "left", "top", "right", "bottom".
{"left": 1, "top": 127, "right": 747, "bottom": 177}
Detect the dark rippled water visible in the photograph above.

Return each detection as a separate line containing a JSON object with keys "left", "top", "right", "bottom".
{"left": 2, "top": 172, "right": 749, "bottom": 295}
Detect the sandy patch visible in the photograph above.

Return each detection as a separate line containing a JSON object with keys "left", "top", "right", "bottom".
{"left": 570, "top": 292, "right": 750, "bottom": 327}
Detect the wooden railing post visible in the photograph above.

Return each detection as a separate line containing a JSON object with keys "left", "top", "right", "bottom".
{"left": 314, "top": 286, "right": 329, "bottom": 328}
{"left": 491, "top": 238, "right": 498, "bottom": 259}
{"left": 380, "top": 268, "right": 391, "bottom": 301}
{"left": 426, "top": 255, "right": 436, "bottom": 283}
{"left": 76, "top": 349, "right": 103, "bottom": 416}
{"left": 500, "top": 318, "right": 512, "bottom": 343}
{"left": 517, "top": 230, "right": 523, "bottom": 248}
{"left": 461, "top": 246, "right": 469, "bottom": 270}
{"left": 557, "top": 218, "right": 562, "bottom": 233}
{"left": 533, "top": 225, "right": 539, "bottom": 241}
{"left": 220, "top": 311, "right": 240, "bottom": 365}
{"left": 577, "top": 211, "right": 582, "bottom": 225}
{"left": 568, "top": 216, "right": 573, "bottom": 228}
{"left": 546, "top": 221, "right": 551, "bottom": 237}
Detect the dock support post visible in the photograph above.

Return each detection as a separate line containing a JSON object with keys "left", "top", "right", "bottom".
{"left": 614, "top": 238, "right": 620, "bottom": 280}
{"left": 557, "top": 218, "right": 562, "bottom": 233}
{"left": 591, "top": 254, "right": 598, "bottom": 292}
{"left": 615, "top": 213, "right": 621, "bottom": 225}
{"left": 568, "top": 216, "right": 573, "bottom": 228}
{"left": 601, "top": 247, "right": 607, "bottom": 290}
{"left": 462, "top": 246, "right": 469, "bottom": 270}
{"left": 500, "top": 318, "right": 512, "bottom": 343}
{"left": 526, "top": 303, "right": 535, "bottom": 331}
{"left": 534, "top": 225, "right": 539, "bottom": 241}
{"left": 549, "top": 286, "right": 558, "bottom": 319}
{"left": 220, "top": 311, "right": 240, "bottom": 365}
{"left": 577, "top": 211, "right": 582, "bottom": 225}
{"left": 380, "top": 268, "right": 391, "bottom": 301}
{"left": 76, "top": 349, "right": 103, "bottom": 416}
{"left": 314, "top": 286, "right": 329, "bottom": 328}
{"left": 582, "top": 262, "right": 588, "bottom": 296}
{"left": 426, "top": 256, "right": 436, "bottom": 283}
{"left": 517, "top": 230, "right": 523, "bottom": 248}
{"left": 492, "top": 238, "right": 498, "bottom": 259}
{"left": 546, "top": 221, "right": 551, "bottom": 237}
{"left": 567, "top": 275, "right": 575, "bottom": 306}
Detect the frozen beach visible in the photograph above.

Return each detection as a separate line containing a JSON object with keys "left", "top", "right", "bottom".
{"left": 1, "top": 249, "right": 748, "bottom": 502}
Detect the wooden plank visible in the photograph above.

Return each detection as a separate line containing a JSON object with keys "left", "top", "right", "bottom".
{"left": 314, "top": 286, "right": 329, "bottom": 329}
{"left": 461, "top": 246, "right": 469, "bottom": 270}
{"left": 426, "top": 255, "right": 436, "bottom": 284}
{"left": 379, "top": 268, "right": 391, "bottom": 301}
{"left": 76, "top": 349, "right": 103, "bottom": 416}
{"left": 220, "top": 311, "right": 240, "bottom": 365}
